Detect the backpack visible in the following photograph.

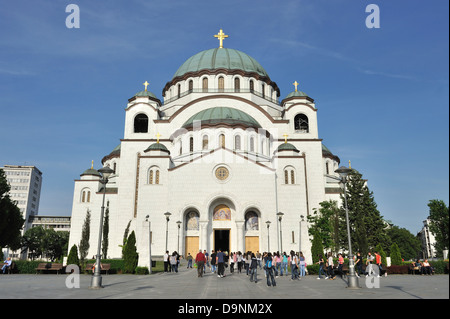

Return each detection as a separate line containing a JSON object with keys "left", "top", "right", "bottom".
{"left": 266, "top": 259, "right": 272, "bottom": 268}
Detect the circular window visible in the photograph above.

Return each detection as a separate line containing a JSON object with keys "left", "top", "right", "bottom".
{"left": 215, "top": 167, "right": 229, "bottom": 180}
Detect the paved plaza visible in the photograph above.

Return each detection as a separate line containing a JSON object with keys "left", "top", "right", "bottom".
{"left": 1, "top": 265, "right": 448, "bottom": 300}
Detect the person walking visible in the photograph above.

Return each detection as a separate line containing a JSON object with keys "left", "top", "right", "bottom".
{"left": 275, "top": 252, "right": 282, "bottom": 277}
{"left": 186, "top": 253, "right": 193, "bottom": 268}
{"left": 195, "top": 250, "right": 206, "bottom": 278}
{"left": 355, "top": 252, "right": 363, "bottom": 277}
{"left": 163, "top": 251, "right": 170, "bottom": 273}
{"left": 170, "top": 252, "right": 178, "bottom": 273}
{"left": 216, "top": 248, "right": 226, "bottom": 278}
{"left": 282, "top": 252, "right": 288, "bottom": 276}
{"left": 229, "top": 252, "right": 235, "bottom": 273}
{"left": 375, "top": 251, "right": 385, "bottom": 277}
{"left": 237, "top": 251, "right": 243, "bottom": 274}
{"left": 249, "top": 253, "right": 258, "bottom": 283}
{"left": 289, "top": 250, "right": 299, "bottom": 281}
{"left": 265, "top": 252, "right": 276, "bottom": 287}
{"left": 210, "top": 250, "right": 217, "bottom": 273}
{"left": 327, "top": 252, "right": 336, "bottom": 280}
{"left": 337, "top": 253, "right": 344, "bottom": 278}
{"left": 366, "top": 252, "right": 375, "bottom": 277}
{"left": 316, "top": 255, "right": 326, "bottom": 279}
{"left": 299, "top": 252, "right": 306, "bottom": 277}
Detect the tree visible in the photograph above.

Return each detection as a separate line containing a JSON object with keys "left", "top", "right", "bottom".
{"left": 308, "top": 200, "right": 340, "bottom": 253}
{"left": 79, "top": 209, "right": 91, "bottom": 263}
{"left": 339, "top": 169, "right": 389, "bottom": 255}
{"left": 310, "top": 232, "right": 324, "bottom": 264}
{"left": 123, "top": 231, "right": 138, "bottom": 274}
{"left": 390, "top": 242, "right": 402, "bottom": 265}
{"left": 0, "top": 168, "right": 25, "bottom": 250}
{"left": 121, "top": 220, "right": 131, "bottom": 258}
{"left": 21, "top": 226, "right": 69, "bottom": 261}
{"left": 387, "top": 226, "right": 421, "bottom": 260}
{"left": 102, "top": 200, "right": 110, "bottom": 259}
{"left": 427, "top": 199, "right": 449, "bottom": 257}
{"left": 21, "top": 226, "right": 45, "bottom": 259}
{"left": 67, "top": 244, "right": 80, "bottom": 268}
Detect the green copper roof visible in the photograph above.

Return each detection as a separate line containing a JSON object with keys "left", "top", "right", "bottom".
{"left": 276, "top": 142, "right": 299, "bottom": 152}
{"left": 145, "top": 143, "right": 170, "bottom": 153}
{"left": 134, "top": 90, "right": 158, "bottom": 99}
{"left": 182, "top": 107, "right": 261, "bottom": 129}
{"left": 284, "top": 90, "right": 308, "bottom": 99}
{"left": 80, "top": 168, "right": 101, "bottom": 177}
{"left": 173, "top": 48, "right": 269, "bottom": 79}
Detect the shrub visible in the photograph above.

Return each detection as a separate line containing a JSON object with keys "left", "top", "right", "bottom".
{"left": 123, "top": 231, "right": 138, "bottom": 274}
{"left": 67, "top": 244, "right": 79, "bottom": 268}
{"left": 135, "top": 267, "right": 149, "bottom": 275}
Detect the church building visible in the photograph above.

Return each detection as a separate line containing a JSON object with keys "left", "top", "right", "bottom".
{"left": 68, "top": 30, "right": 344, "bottom": 266}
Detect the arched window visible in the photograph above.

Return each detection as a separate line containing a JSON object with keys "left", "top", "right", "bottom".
{"left": 245, "top": 211, "right": 259, "bottom": 230}
{"left": 290, "top": 170, "right": 295, "bottom": 184}
{"left": 179, "top": 140, "right": 183, "bottom": 155}
{"left": 81, "top": 189, "right": 91, "bottom": 202}
{"left": 189, "top": 136, "right": 194, "bottom": 152}
{"left": 149, "top": 167, "right": 160, "bottom": 184}
{"left": 249, "top": 80, "right": 254, "bottom": 92}
{"left": 218, "top": 76, "right": 224, "bottom": 92}
{"left": 249, "top": 136, "right": 255, "bottom": 152}
{"left": 261, "top": 84, "right": 265, "bottom": 98}
{"left": 234, "top": 78, "right": 240, "bottom": 92}
{"left": 81, "top": 191, "right": 85, "bottom": 203}
{"left": 202, "top": 77, "right": 208, "bottom": 92}
{"left": 134, "top": 114, "right": 149, "bottom": 133}
{"left": 177, "top": 84, "right": 181, "bottom": 98}
{"left": 185, "top": 211, "right": 199, "bottom": 230}
{"left": 202, "top": 135, "right": 209, "bottom": 150}
{"left": 284, "top": 170, "right": 289, "bottom": 184}
{"left": 326, "top": 162, "right": 329, "bottom": 175}
{"left": 284, "top": 167, "right": 295, "bottom": 184}
{"left": 294, "top": 114, "right": 309, "bottom": 133}
{"left": 234, "top": 135, "right": 241, "bottom": 150}
{"left": 219, "top": 134, "right": 225, "bottom": 148}
{"left": 188, "top": 80, "right": 193, "bottom": 93}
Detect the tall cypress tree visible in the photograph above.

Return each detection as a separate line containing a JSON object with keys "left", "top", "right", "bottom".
{"left": 79, "top": 209, "right": 91, "bottom": 263}
{"left": 123, "top": 231, "right": 138, "bottom": 274}
{"left": 102, "top": 200, "right": 110, "bottom": 259}
{"left": 339, "top": 169, "right": 389, "bottom": 255}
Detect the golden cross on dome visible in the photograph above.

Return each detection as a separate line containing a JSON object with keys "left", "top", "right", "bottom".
{"left": 293, "top": 81, "right": 299, "bottom": 92}
{"left": 349, "top": 160, "right": 351, "bottom": 169}
{"left": 91, "top": 160, "right": 94, "bottom": 169}
{"left": 143, "top": 81, "right": 149, "bottom": 91}
{"left": 283, "top": 133, "right": 288, "bottom": 143}
{"left": 156, "top": 133, "right": 161, "bottom": 143}
{"left": 214, "top": 29, "right": 228, "bottom": 48}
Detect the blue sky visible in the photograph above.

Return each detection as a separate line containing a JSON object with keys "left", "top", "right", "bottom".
{"left": 0, "top": 0, "right": 448, "bottom": 234}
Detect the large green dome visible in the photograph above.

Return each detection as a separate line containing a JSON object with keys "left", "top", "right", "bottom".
{"left": 173, "top": 48, "right": 269, "bottom": 79}
{"left": 182, "top": 107, "right": 261, "bottom": 129}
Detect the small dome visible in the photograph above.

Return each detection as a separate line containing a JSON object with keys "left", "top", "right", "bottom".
{"left": 173, "top": 48, "right": 269, "bottom": 79}
{"left": 144, "top": 143, "right": 170, "bottom": 154}
{"left": 134, "top": 90, "right": 158, "bottom": 99}
{"left": 182, "top": 107, "right": 261, "bottom": 129}
{"left": 284, "top": 90, "right": 308, "bottom": 99}
{"left": 80, "top": 168, "right": 101, "bottom": 177}
{"left": 276, "top": 142, "right": 299, "bottom": 152}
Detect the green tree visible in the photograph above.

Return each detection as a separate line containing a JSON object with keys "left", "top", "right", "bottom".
{"left": 102, "top": 200, "right": 110, "bottom": 259}
{"left": 427, "top": 199, "right": 449, "bottom": 257}
{"left": 387, "top": 226, "right": 421, "bottom": 260}
{"left": 121, "top": 220, "right": 131, "bottom": 258}
{"left": 79, "top": 209, "right": 91, "bottom": 263}
{"left": 310, "top": 231, "right": 324, "bottom": 264}
{"left": 43, "top": 228, "right": 69, "bottom": 261}
{"left": 308, "top": 200, "right": 339, "bottom": 253}
{"left": 21, "top": 226, "right": 46, "bottom": 259}
{"left": 339, "top": 169, "right": 389, "bottom": 255}
{"left": 0, "top": 169, "right": 25, "bottom": 250}
{"left": 123, "top": 231, "right": 138, "bottom": 274}
{"left": 67, "top": 244, "right": 80, "bottom": 267}
{"left": 390, "top": 242, "right": 402, "bottom": 265}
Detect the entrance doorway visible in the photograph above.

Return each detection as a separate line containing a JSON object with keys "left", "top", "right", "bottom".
{"left": 214, "top": 229, "right": 230, "bottom": 252}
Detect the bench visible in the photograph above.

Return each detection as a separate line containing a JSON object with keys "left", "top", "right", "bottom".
{"left": 409, "top": 264, "right": 421, "bottom": 275}
{"left": 85, "top": 263, "right": 111, "bottom": 275}
{"left": 36, "top": 263, "right": 63, "bottom": 274}
{"left": 1, "top": 261, "right": 16, "bottom": 274}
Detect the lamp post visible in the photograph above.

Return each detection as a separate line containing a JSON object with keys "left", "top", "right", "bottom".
{"left": 299, "top": 215, "right": 304, "bottom": 253}
{"left": 266, "top": 221, "right": 271, "bottom": 251}
{"left": 176, "top": 220, "right": 182, "bottom": 253}
{"left": 335, "top": 165, "right": 360, "bottom": 289}
{"left": 145, "top": 215, "right": 152, "bottom": 274}
{"left": 89, "top": 165, "right": 114, "bottom": 289}
{"left": 277, "top": 212, "right": 284, "bottom": 252}
{"left": 164, "top": 212, "right": 171, "bottom": 252}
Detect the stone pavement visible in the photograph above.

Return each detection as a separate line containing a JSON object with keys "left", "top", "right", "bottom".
{"left": 1, "top": 265, "right": 448, "bottom": 300}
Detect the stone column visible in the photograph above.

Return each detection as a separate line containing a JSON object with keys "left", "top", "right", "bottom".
{"left": 235, "top": 220, "right": 245, "bottom": 252}
{"left": 199, "top": 221, "right": 208, "bottom": 251}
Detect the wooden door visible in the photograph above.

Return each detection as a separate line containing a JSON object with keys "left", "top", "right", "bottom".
{"left": 185, "top": 236, "right": 199, "bottom": 260}
{"left": 245, "top": 236, "right": 259, "bottom": 253}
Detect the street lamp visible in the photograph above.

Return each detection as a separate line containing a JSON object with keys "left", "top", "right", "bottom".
{"left": 145, "top": 215, "right": 152, "bottom": 274}
{"left": 299, "top": 214, "right": 304, "bottom": 253}
{"left": 335, "top": 165, "right": 360, "bottom": 289}
{"left": 89, "top": 165, "right": 114, "bottom": 289}
{"left": 164, "top": 212, "right": 171, "bottom": 252}
{"left": 277, "top": 212, "right": 284, "bottom": 252}
{"left": 266, "top": 221, "right": 271, "bottom": 251}
{"left": 176, "top": 220, "right": 182, "bottom": 253}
